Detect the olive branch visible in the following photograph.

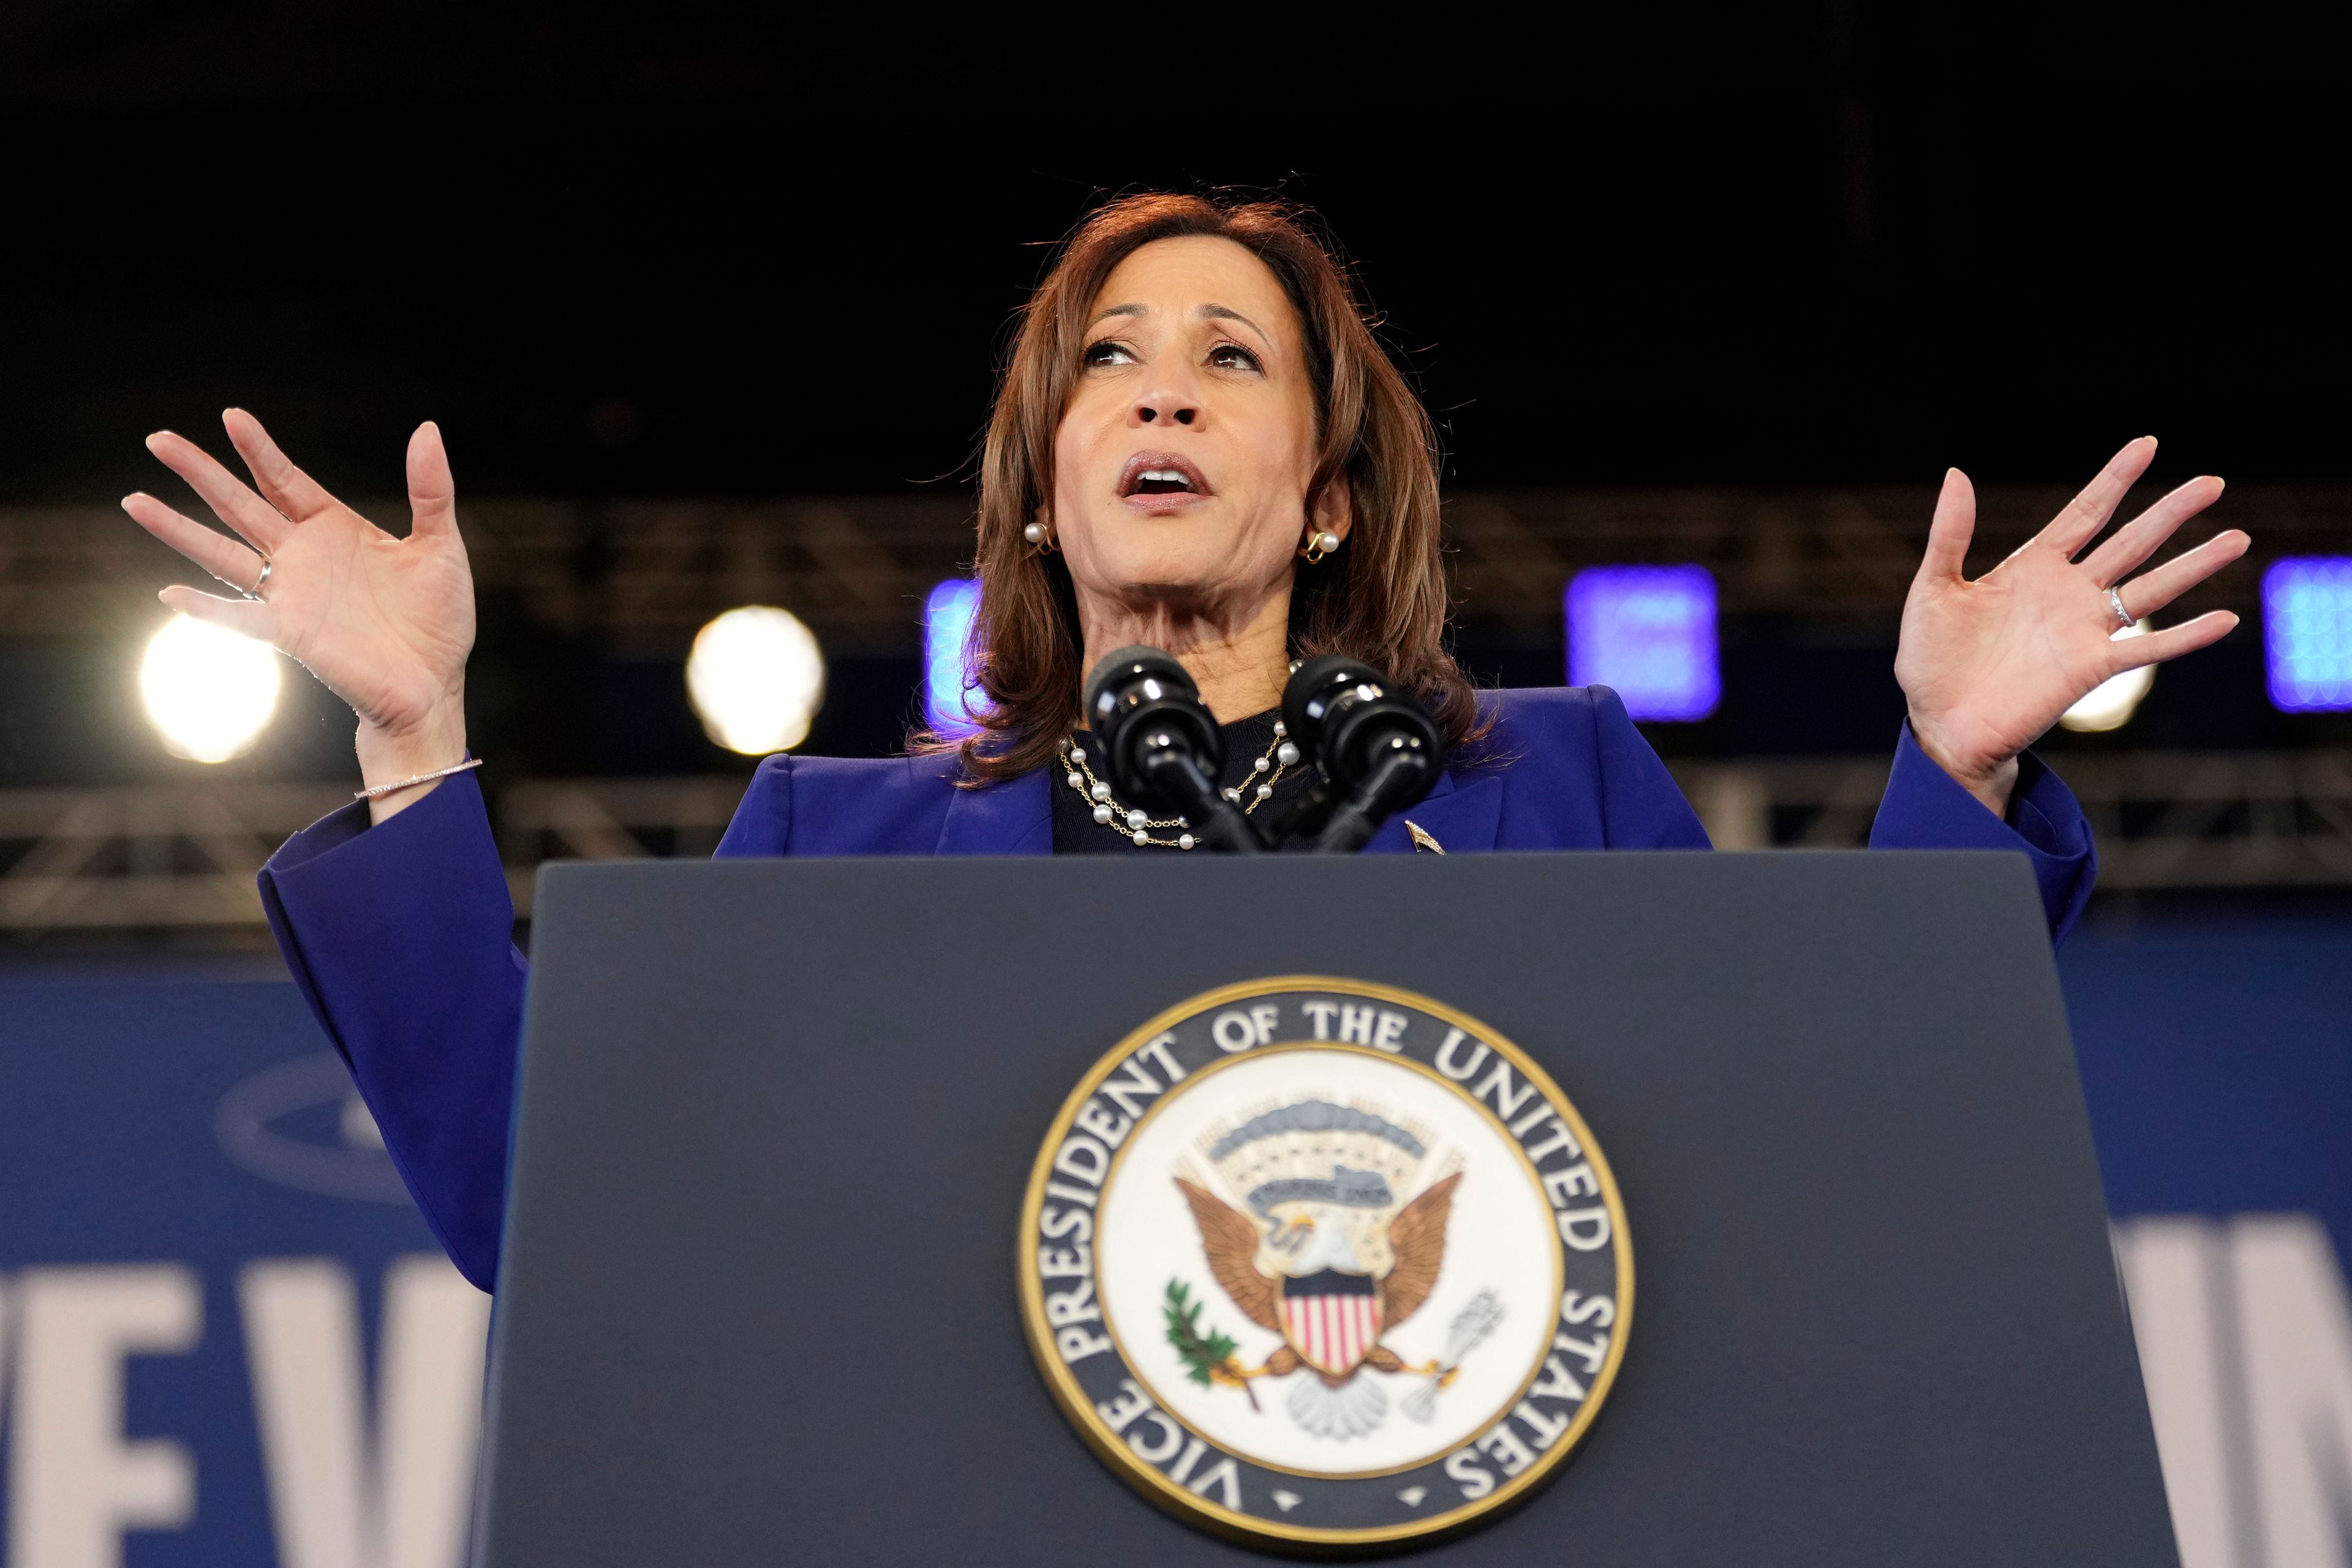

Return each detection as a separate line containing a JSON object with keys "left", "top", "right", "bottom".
{"left": 1164, "top": 1278, "right": 1260, "bottom": 1411}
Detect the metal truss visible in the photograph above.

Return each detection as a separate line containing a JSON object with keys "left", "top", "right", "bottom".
{"left": 4, "top": 753, "right": 2349, "bottom": 933}
{"left": 1672, "top": 750, "right": 2352, "bottom": 888}
{"left": 9, "top": 484, "right": 2346, "bottom": 653}
{"left": 0, "top": 784, "right": 347, "bottom": 930}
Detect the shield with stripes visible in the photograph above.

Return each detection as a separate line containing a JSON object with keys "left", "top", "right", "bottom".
{"left": 1279, "top": 1270, "right": 1384, "bottom": 1378}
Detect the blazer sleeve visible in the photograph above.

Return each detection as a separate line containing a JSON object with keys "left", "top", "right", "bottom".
{"left": 1868, "top": 723, "right": 2097, "bottom": 944}
{"left": 257, "top": 757, "right": 804, "bottom": 1294}
{"left": 256, "top": 769, "right": 522, "bottom": 1292}
{"left": 1581, "top": 687, "right": 2092, "bottom": 944}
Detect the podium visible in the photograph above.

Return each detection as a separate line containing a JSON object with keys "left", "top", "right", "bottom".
{"left": 474, "top": 851, "right": 2178, "bottom": 1565}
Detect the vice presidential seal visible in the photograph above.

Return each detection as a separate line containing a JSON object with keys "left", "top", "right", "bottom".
{"left": 1018, "top": 978, "right": 1632, "bottom": 1550}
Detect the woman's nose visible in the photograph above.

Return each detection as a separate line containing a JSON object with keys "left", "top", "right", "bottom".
{"left": 1132, "top": 391, "right": 1200, "bottom": 428}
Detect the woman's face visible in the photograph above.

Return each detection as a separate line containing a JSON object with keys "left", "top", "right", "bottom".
{"left": 1046, "top": 236, "right": 1344, "bottom": 626}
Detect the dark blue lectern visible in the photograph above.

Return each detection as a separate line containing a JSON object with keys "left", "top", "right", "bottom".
{"left": 473, "top": 851, "right": 2176, "bottom": 1566}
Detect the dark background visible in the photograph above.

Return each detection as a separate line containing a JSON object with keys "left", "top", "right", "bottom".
{"left": 3, "top": 6, "right": 2347, "bottom": 783}
{"left": 7, "top": 6, "right": 2346, "bottom": 500}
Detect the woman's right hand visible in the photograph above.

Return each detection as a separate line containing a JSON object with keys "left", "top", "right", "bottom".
{"left": 125, "top": 409, "right": 477, "bottom": 822}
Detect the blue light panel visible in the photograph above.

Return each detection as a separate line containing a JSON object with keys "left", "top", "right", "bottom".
{"left": 1566, "top": 565, "right": 1720, "bottom": 722}
{"left": 923, "top": 578, "right": 986, "bottom": 733}
{"left": 2264, "top": 556, "right": 2352, "bottom": 712}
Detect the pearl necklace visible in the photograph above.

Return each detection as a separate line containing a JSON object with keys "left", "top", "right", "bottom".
{"left": 1061, "top": 722, "right": 1302, "bottom": 849}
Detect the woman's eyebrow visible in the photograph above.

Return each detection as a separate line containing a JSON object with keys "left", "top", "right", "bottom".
{"left": 1198, "top": 303, "right": 1270, "bottom": 343}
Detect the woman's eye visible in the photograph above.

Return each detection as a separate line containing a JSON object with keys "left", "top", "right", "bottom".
{"left": 1208, "top": 343, "right": 1263, "bottom": 373}
{"left": 1083, "top": 340, "right": 1137, "bottom": 368}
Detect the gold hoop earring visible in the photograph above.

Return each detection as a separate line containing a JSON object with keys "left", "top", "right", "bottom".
{"left": 1300, "top": 529, "right": 1341, "bottom": 564}
{"left": 1023, "top": 520, "right": 1057, "bottom": 554}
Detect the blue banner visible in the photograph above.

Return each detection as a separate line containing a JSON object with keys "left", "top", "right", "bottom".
{"left": 1, "top": 973, "right": 484, "bottom": 1568}
{"left": 2067, "top": 918, "right": 2352, "bottom": 1568}
{"left": 1, "top": 916, "right": 2344, "bottom": 1568}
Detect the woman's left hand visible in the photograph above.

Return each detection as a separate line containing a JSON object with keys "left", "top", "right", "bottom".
{"left": 1895, "top": 436, "right": 2250, "bottom": 815}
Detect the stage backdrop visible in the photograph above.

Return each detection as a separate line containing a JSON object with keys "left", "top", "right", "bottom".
{"left": 0, "top": 916, "right": 2344, "bottom": 1568}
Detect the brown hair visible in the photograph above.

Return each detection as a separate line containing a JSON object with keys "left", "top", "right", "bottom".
{"left": 922, "top": 191, "right": 1484, "bottom": 782}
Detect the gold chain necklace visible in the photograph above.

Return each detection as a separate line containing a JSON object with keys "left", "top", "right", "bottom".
{"left": 1061, "top": 722, "right": 1301, "bottom": 850}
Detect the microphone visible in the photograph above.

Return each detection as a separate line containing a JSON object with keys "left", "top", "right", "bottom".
{"left": 1082, "top": 647, "right": 1265, "bottom": 854}
{"left": 1281, "top": 654, "right": 1441, "bottom": 854}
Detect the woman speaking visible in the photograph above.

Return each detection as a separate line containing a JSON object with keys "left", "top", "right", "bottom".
{"left": 124, "top": 194, "right": 2245, "bottom": 1293}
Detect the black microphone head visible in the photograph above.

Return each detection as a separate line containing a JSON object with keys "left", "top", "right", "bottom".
{"left": 1280, "top": 653, "right": 1381, "bottom": 769}
{"left": 1281, "top": 652, "right": 1439, "bottom": 810}
{"left": 1084, "top": 645, "right": 1195, "bottom": 733}
{"left": 1082, "top": 646, "right": 1223, "bottom": 812}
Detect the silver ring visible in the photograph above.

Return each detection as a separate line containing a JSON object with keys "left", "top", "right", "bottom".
{"left": 2106, "top": 585, "right": 2134, "bottom": 631}
{"left": 243, "top": 556, "right": 272, "bottom": 602}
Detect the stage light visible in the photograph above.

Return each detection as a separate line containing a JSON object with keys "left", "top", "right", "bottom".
{"left": 2060, "top": 621, "right": 2154, "bottom": 733}
{"left": 1566, "top": 566, "right": 1719, "bottom": 722}
{"left": 924, "top": 578, "right": 986, "bottom": 733}
{"left": 2264, "top": 556, "right": 2352, "bottom": 712}
{"left": 686, "top": 606, "right": 826, "bottom": 755}
{"left": 139, "top": 614, "right": 282, "bottom": 763}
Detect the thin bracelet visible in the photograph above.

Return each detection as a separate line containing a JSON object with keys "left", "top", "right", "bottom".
{"left": 354, "top": 756, "right": 484, "bottom": 801}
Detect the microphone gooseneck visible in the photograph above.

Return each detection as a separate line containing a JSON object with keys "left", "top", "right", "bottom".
{"left": 1082, "top": 647, "right": 1265, "bottom": 854}
{"left": 1281, "top": 654, "right": 1441, "bottom": 854}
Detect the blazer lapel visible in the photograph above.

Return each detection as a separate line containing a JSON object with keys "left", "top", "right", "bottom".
{"left": 934, "top": 766, "right": 1054, "bottom": 856}
{"left": 1362, "top": 769, "right": 1505, "bottom": 855}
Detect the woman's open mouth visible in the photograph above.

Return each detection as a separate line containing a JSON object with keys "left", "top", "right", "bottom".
{"left": 1118, "top": 453, "right": 1212, "bottom": 509}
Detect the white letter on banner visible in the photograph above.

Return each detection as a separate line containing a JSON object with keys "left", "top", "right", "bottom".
{"left": 2233, "top": 1215, "right": 2352, "bottom": 1568}
{"left": 241, "top": 1255, "right": 491, "bottom": 1568}
{"left": 2113, "top": 1218, "right": 2234, "bottom": 1568}
{"left": 8, "top": 1264, "right": 202, "bottom": 1568}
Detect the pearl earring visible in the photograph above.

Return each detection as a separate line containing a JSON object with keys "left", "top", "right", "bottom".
{"left": 1023, "top": 520, "right": 1055, "bottom": 551}
{"left": 1301, "top": 529, "right": 1341, "bottom": 564}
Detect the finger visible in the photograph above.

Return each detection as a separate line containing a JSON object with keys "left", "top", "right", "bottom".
{"left": 145, "top": 429, "right": 292, "bottom": 552}
{"left": 2110, "top": 609, "right": 2239, "bottom": 672}
{"left": 1915, "top": 467, "right": 1977, "bottom": 583}
{"left": 222, "top": 407, "right": 338, "bottom": 522}
{"left": 124, "top": 492, "right": 268, "bottom": 594}
{"left": 2081, "top": 475, "right": 2226, "bottom": 584}
{"left": 2116, "top": 528, "right": 2252, "bottom": 619}
{"left": 157, "top": 584, "right": 279, "bottom": 644}
{"left": 2041, "top": 435, "right": 2158, "bottom": 557}
{"left": 407, "top": 421, "right": 458, "bottom": 538}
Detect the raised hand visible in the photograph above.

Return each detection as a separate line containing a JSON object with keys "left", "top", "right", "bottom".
{"left": 1896, "top": 436, "right": 2249, "bottom": 814}
{"left": 124, "top": 410, "right": 477, "bottom": 818}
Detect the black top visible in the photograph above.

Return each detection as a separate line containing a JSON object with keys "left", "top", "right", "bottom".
{"left": 1052, "top": 708, "right": 1321, "bottom": 854}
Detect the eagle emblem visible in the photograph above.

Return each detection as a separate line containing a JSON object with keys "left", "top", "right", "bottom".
{"left": 1022, "top": 980, "right": 1629, "bottom": 1545}
{"left": 1168, "top": 1098, "right": 1493, "bottom": 1439}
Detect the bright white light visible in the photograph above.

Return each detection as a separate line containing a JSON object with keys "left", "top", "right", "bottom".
{"left": 140, "top": 614, "right": 282, "bottom": 763}
{"left": 686, "top": 606, "right": 826, "bottom": 755}
{"left": 2060, "top": 620, "right": 2154, "bottom": 733}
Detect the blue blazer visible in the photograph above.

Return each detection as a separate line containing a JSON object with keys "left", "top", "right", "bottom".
{"left": 258, "top": 687, "right": 2094, "bottom": 1292}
